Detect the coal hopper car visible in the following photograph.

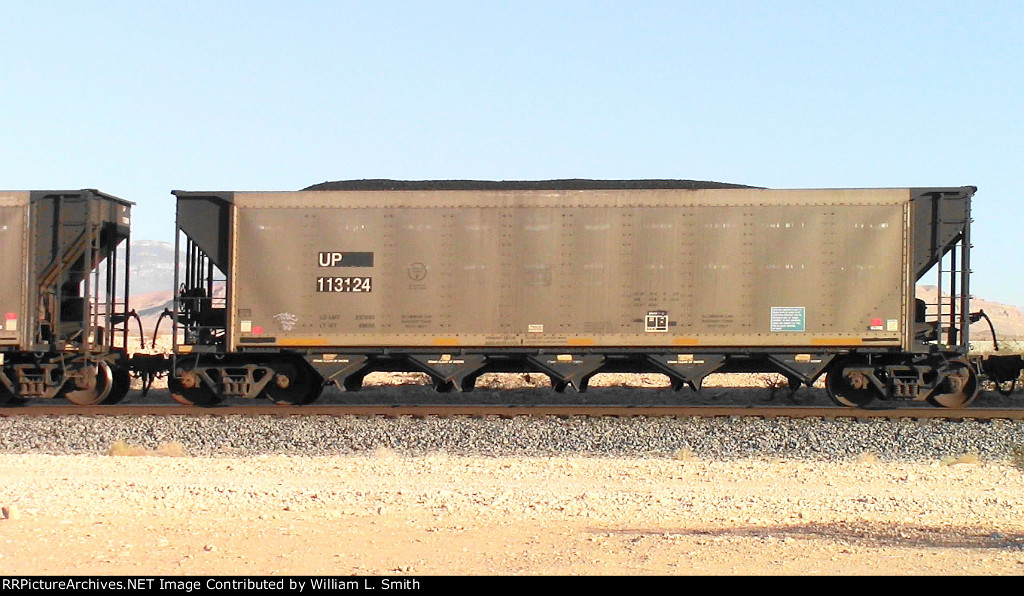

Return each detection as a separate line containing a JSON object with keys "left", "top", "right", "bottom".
{"left": 0, "top": 189, "right": 134, "bottom": 405}
{"left": 168, "top": 181, "right": 979, "bottom": 408}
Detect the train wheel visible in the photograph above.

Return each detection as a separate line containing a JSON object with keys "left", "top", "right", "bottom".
{"left": 264, "top": 360, "right": 322, "bottom": 405}
{"left": 65, "top": 362, "right": 114, "bottom": 405}
{"left": 168, "top": 370, "right": 223, "bottom": 407}
{"left": 825, "top": 359, "right": 877, "bottom": 408}
{"left": 99, "top": 367, "right": 132, "bottom": 405}
{"left": 928, "top": 362, "right": 979, "bottom": 408}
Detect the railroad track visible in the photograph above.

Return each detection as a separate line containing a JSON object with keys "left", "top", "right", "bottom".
{"left": 2, "top": 404, "right": 1024, "bottom": 420}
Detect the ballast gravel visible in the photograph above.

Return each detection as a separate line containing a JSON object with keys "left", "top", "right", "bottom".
{"left": 0, "top": 413, "right": 1022, "bottom": 462}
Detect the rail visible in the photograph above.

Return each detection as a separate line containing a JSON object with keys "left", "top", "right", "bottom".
{"left": 3, "top": 403, "right": 1024, "bottom": 421}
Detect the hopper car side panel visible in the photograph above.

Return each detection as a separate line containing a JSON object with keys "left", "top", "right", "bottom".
{"left": 0, "top": 194, "right": 29, "bottom": 349}
{"left": 228, "top": 189, "right": 909, "bottom": 350}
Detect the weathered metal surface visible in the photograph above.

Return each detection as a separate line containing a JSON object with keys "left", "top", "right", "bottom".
{"left": 216, "top": 187, "right": 917, "bottom": 350}
{"left": 0, "top": 193, "right": 29, "bottom": 348}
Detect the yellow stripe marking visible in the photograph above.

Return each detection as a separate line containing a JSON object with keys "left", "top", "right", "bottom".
{"left": 277, "top": 339, "right": 331, "bottom": 346}
{"left": 567, "top": 338, "right": 595, "bottom": 346}
{"left": 672, "top": 338, "right": 700, "bottom": 346}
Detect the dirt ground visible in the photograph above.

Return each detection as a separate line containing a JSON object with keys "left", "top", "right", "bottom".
{"left": 1, "top": 451, "right": 1023, "bottom": 576}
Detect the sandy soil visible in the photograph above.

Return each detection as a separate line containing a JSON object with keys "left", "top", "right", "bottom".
{"left": 1, "top": 452, "right": 1023, "bottom": 576}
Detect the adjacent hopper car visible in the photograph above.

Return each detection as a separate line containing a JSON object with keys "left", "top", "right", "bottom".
{"left": 2, "top": 181, "right": 1022, "bottom": 408}
{"left": 0, "top": 190, "right": 134, "bottom": 405}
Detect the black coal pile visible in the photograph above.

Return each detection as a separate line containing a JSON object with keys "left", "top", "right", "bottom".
{"left": 302, "top": 179, "right": 760, "bottom": 191}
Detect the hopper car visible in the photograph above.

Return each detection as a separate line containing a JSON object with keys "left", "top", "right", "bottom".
{"left": 2, "top": 181, "right": 1022, "bottom": 408}
{"left": 0, "top": 190, "right": 134, "bottom": 405}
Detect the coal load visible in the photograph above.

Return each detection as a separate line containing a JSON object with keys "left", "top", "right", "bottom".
{"left": 302, "top": 179, "right": 760, "bottom": 192}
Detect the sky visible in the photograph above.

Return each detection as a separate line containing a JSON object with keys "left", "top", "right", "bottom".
{"left": 1, "top": 1, "right": 1022, "bottom": 305}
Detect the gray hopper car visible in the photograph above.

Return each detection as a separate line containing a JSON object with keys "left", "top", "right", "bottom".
{"left": 0, "top": 189, "right": 134, "bottom": 405}
{"left": 168, "top": 181, "right": 983, "bottom": 408}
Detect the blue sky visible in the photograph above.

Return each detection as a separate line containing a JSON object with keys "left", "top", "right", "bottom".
{"left": 2, "top": 1, "right": 1021, "bottom": 305}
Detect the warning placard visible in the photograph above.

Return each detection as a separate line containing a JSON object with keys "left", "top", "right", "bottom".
{"left": 771, "top": 307, "right": 806, "bottom": 332}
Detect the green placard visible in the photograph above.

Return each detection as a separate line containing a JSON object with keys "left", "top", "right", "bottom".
{"left": 770, "top": 307, "right": 806, "bottom": 332}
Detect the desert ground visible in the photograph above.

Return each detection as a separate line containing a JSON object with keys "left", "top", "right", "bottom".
{"left": 1, "top": 448, "right": 1023, "bottom": 576}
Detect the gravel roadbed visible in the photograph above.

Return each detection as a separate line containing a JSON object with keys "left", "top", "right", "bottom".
{"left": 1, "top": 414, "right": 1023, "bottom": 462}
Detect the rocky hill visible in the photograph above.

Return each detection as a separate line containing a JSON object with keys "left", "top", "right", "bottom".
{"left": 127, "top": 240, "right": 178, "bottom": 296}
{"left": 917, "top": 285, "right": 1024, "bottom": 352}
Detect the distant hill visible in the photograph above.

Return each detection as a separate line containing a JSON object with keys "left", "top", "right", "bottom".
{"left": 917, "top": 285, "right": 1024, "bottom": 351}
{"left": 128, "top": 240, "right": 178, "bottom": 295}
{"left": 122, "top": 240, "right": 177, "bottom": 332}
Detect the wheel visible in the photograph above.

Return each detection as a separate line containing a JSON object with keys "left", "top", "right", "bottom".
{"left": 99, "top": 367, "right": 132, "bottom": 405}
{"left": 168, "top": 369, "right": 223, "bottom": 407}
{"left": 263, "top": 360, "right": 322, "bottom": 405}
{"left": 825, "top": 359, "right": 877, "bottom": 407}
{"left": 928, "top": 362, "right": 979, "bottom": 408}
{"left": 64, "top": 362, "right": 113, "bottom": 405}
